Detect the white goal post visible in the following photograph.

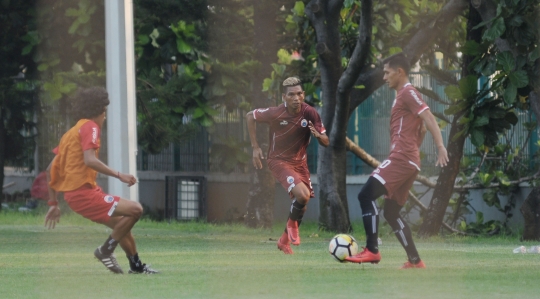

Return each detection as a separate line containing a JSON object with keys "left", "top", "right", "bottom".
{"left": 105, "top": 1, "right": 139, "bottom": 202}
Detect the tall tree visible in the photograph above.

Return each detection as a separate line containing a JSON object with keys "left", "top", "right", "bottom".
{"left": 304, "top": 0, "right": 468, "bottom": 231}
{"left": 0, "top": 1, "right": 38, "bottom": 206}
{"left": 420, "top": 0, "right": 540, "bottom": 235}
{"left": 418, "top": 1, "right": 482, "bottom": 236}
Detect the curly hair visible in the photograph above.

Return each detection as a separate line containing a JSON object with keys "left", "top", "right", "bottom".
{"left": 71, "top": 87, "right": 110, "bottom": 120}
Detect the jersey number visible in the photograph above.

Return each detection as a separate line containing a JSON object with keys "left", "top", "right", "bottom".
{"left": 379, "top": 159, "right": 391, "bottom": 169}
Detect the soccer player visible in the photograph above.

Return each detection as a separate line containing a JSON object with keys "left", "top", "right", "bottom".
{"left": 246, "top": 77, "right": 329, "bottom": 254}
{"left": 44, "top": 87, "right": 158, "bottom": 274}
{"left": 345, "top": 53, "right": 449, "bottom": 268}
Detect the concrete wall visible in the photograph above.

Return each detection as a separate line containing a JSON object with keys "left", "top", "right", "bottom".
{"left": 3, "top": 170, "right": 530, "bottom": 229}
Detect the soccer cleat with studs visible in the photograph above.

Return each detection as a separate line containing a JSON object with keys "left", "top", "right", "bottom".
{"left": 128, "top": 264, "right": 159, "bottom": 274}
{"left": 400, "top": 260, "right": 426, "bottom": 269}
{"left": 344, "top": 247, "right": 381, "bottom": 264}
{"left": 286, "top": 219, "right": 300, "bottom": 246}
{"left": 94, "top": 247, "right": 124, "bottom": 274}
{"left": 277, "top": 234, "right": 294, "bottom": 254}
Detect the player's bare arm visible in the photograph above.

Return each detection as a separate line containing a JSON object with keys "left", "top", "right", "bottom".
{"left": 245, "top": 111, "right": 264, "bottom": 169}
{"left": 308, "top": 121, "right": 329, "bottom": 147}
{"left": 83, "top": 149, "right": 137, "bottom": 186}
{"left": 44, "top": 157, "right": 61, "bottom": 229}
{"left": 417, "top": 123, "right": 427, "bottom": 147}
{"left": 419, "top": 109, "right": 449, "bottom": 167}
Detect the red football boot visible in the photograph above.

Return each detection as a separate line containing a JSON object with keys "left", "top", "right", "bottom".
{"left": 277, "top": 232, "right": 293, "bottom": 254}
{"left": 345, "top": 247, "right": 381, "bottom": 264}
{"left": 400, "top": 260, "right": 426, "bottom": 269}
{"left": 286, "top": 219, "right": 300, "bottom": 246}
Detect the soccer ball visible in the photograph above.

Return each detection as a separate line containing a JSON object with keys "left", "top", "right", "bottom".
{"left": 328, "top": 234, "right": 358, "bottom": 262}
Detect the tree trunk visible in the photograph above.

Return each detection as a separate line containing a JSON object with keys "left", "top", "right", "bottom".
{"left": 520, "top": 186, "right": 540, "bottom": 241}
{"left": 244, "top": 0, "right": 280, "bottom": 228}
{"left": 318, "top": 142, "right": 351, "bottom": 232}
{"left": 307, "top": 0, "right": 354, "bottom": 232}
{"left": 417, "top": 114, "right": 467, "bottom": 236}
{"left": 418, "top": 2, "right": 482, "bottom": 236}
{"left": 0, "top": 106, "right": 5, "bottom": 209}
{"left": 523, "top": 92, "right": 540, "bottom": 240}
{"left": 308, "top": 0, "right": 467, "bottom": 232}
{"left": 244, "top": 168, "right": 275, "bottom": 228}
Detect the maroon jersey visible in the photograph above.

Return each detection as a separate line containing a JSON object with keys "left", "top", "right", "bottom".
{"left": 389, "top": 83, "right": 429, "bottom": 166}
{"left": 253, "top": 102, "right": 325, "bottom": 163}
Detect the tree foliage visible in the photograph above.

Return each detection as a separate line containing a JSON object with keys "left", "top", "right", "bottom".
{"left": 268, "top": 0, "right": 540, "bottom": 235}
{"left": 419, "top": 0, "right": 540, "bottom": 236}
{"left": 18, "top": 0, "right": 258, "bottom": 169}
{"left": 133, "top": 0, "right": 260, "bottom": 162}
{"left": 265, "top": 0, "right": 467, "bottom": 232}
{"left": 0, "top": 1, "right": 38, "bottom": 206}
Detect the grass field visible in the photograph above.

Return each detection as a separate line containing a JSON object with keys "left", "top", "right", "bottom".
{"left": 1, "top": 210, "right": 540, "bottom": 299}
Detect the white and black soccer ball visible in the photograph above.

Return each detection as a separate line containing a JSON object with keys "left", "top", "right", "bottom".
{"left": 328, "top": 234, "right": 358, "bottom": 262}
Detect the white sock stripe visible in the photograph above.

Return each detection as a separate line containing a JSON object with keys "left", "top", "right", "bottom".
{"left": 371, "top": 201, "right": 379, "bottom": 216}
{"left": 397, "top": 218, "right": 405, "bottom": 229}
{"left": 372, "top": 216, "right": 377, "bottom": 234}
{"left": 398, "top": 230, "right": 408, "bottom": 247}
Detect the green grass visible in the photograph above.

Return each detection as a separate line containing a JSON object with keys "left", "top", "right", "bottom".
{"left": 1, "top": 210, "right": 540, "bottom": 299}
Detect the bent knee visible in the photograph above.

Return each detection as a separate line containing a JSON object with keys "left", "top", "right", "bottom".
{"left": 134, "top": 203, "right": 143, "bottom": 218}
{"left": 126, "top": 202, "right": 143, "bottom": 219}
{"left": 296, "top": 193, "right": 311, "bottom": 205}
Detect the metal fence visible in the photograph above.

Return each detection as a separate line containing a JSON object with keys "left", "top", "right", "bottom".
{"left": 307, "top": 72, "right": 539, "bottom": 175}
{"left": 136, "top": 107, "right": 246, "bottom": 172}
{"left": 26, "top": 72, "right": 540, "bottom": 176}
{"left": 137, "top": 128, "right": 209, "bottom": 172}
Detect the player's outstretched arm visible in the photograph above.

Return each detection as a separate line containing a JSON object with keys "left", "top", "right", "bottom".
{"left": 419, "top": 110, "right": 449, "bottom": 167}
{"left": 308, "top": 121, "right": 329, "bottom": 147}
{"left": 417, "top": 123, "right": 427, "bottom": 147}
{"left": 83, "top": 149, "right": 137, "bottom": 186}
{"left": 44, "top": 157, "right": 61, "bottom": 229}
{"left": 246, "top": 111, "right": 264, "bottom": 169}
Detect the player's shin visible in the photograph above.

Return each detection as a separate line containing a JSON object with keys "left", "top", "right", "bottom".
{"left": 362, "top": 212, "right": 379, "bottom": 253}
{"left": 288, "top": 199, "right": 306, "bottom": 221}
{"left": 359, "top": 197, "right": 379, "bottom": 253}
{"left": 100, "top": 235, "right": 119, "bottom": 255}
{"left": 128, "top": 253, "right": 142, "bottom": 270}
{"left": 286, "top": 199, "right": 305, "bottom": 245}
{"left": 392, "top": 218, "right": 421, "bottom": 264}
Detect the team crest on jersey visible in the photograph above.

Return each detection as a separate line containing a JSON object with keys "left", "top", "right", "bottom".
{"left": 286, "top": 176, "right": 294, "bottom": 184}
{"left": 280, "top": 120, "right": 288, "bottom": 126}
{"left": 104, "top": 195, "right": 114, "bottom": 203}
{"left": 301, "top": 119, "right": 308, "bottom": 127}
{"left": 257, "top": 108, "right": 269, "bottom": 113}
